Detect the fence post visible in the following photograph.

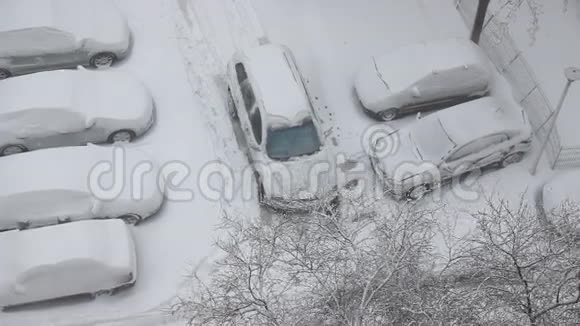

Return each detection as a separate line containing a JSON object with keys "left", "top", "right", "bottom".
{"left": 531, "top": 78, "right": 574, "bottom": 175}
{"left": 551, "top": 147, "right": 562, "bottom": 170}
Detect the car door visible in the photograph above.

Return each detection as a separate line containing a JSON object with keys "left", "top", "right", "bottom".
{"left": 35, "top": 28, "right": 80, "bottom": 70}
{"left": 13, "top": 265, "right": 69, "bottom": 305}
{"left": 232, "top": 63, "right": 262, "bottom": 157}
{"left": 246, "top": 105, "right": 265, "bottom": 161}
{"left": 441, "top": 134, "right": 509, "bottom": 178}
{"left": 410, "top": 72, "right": 454, "bottom": 108}
{"left": 470, "top": 134, "right": 510, "bottom": 168}
{"left": 12, "top": 190, "right": 94, "bottom": 228}
{"left": 0, "top": 30, "right": 44, "bottom": 74}
{"left": 8, "top": 108, "right": 88, "bottom": 150}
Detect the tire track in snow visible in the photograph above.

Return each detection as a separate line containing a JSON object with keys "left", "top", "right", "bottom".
{"left": 173, "top": 0, "right": 263, "bottom": 216}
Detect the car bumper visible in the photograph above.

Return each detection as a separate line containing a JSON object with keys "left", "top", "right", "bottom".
{"left": 369, "top": 155, "right": 406, "bottom": 200}
{"left": 263, "top": 194, "right": 339, "bottom": 214}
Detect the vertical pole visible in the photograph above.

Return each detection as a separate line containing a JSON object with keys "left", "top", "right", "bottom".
{"left": 530, "top": 80, "right": 573, "bottom": 175}
{"left": 471, "top": 0, "right": 491, "bottom": 44}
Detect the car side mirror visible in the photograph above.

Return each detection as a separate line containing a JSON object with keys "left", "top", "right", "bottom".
{"left": 79, "top": 39, "right": 89, "bottom": 48}
{"left": 411, "top": 87, "right": 421, "bottom": 98}
{"left": 85, "top": 118, "right": 96, "bottom": 129}
{"left": 416, "top": 112, "right": 422, "bottom": 120}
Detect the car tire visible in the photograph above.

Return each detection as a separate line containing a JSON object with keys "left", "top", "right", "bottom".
{"left": 254, "top": 172, "right": 265, "bottom": 203}
{"left": 17, "top": 221, "right": 30, "bottom": 230}
{"left": 0, "top": 144, "right": 27, "bottom": 156}
{"left": 501, "top": 152, "right": 524, "bottom": 168}
{"left": 120, "top": 213, "right": 142, "bottom": 225}
{"left": 92, "top": 289, "right": 114, "bottom": 298}
{"left": 0, "top": 68, "right": 11, "bottom": 80}
{"left": 108, "top": 130, "right": 136, "bottom": 143}
{"left": 90, "top": 52, "right": 117, "bottom": 69}
{"left": 379, "top": 108, "right": 399, "bottom": 121}
{"left": 406, "top": 184, "right": 431, "bottom": 200}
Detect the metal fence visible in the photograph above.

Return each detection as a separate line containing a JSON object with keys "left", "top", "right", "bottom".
{"left": 456, "top": 0, "right": 580, "bottom": 170}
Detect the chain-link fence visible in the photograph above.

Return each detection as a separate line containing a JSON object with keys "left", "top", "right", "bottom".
{"left": 456, "top": 0, "right": 580, "bottom": 170}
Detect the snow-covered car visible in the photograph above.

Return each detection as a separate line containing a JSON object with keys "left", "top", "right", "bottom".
{"left": 354, "top": 38, "right": 491, "bottom": 121}
{"left": 0, "top": 145, "right": 165, "bottom": 231}
{"left": 0, "top": 69, "right": 154, "bottom": 156}
{"left": 370, "top": 97, "right": 532, "bottom": 200}
{"left": 537, "top": 171, "right": 580, "bottom": 232}
{"left": 0, "top": 0, "right": 131, "bottom": 79}
{"left": 226, "top": 44, "right": 337, "bottom": 211}
{"left": 0, "top": 219, "right": 136, "bottom": 309}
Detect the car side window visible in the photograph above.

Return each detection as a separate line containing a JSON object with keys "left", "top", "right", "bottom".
{"left": 249, "top": 108, "right": 263, "bottom": 145}
{"left": 7, "top": 28, "right": 76, "bottom": 55}
{"left": 236, "top": 63, "right": 248, "bottom": 84}
{"left": 0, "top": 108, "right": 87, "bottom": 138}
{"left": 447, "top": 134, "right": 508, "bottom": 162}
{"left": 240, "top": 80, "right": 256, "bottom": 114}
{"left": 16, "top": 266, "right": 54, "bottom": 294}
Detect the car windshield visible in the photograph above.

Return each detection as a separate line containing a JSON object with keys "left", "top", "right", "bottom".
{"left": 266, "top": 119, "right": 321, "bottom": 160}
{"left": 409, "top": 118, "right": 456, "bottom": 162}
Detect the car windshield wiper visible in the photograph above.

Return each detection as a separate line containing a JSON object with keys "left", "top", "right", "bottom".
{"left": 372, "top": 57, "right": 390, "bottom": 91}
{"left": 409, "top": 133, "right": 423, "bottom": 160}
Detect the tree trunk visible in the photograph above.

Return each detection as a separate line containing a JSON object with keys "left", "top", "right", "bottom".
{"left": 471, "top": 0, "right": 491, "bottom": 44}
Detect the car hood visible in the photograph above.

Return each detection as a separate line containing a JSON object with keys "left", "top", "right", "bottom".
{"left": 354, "top": 59, "right": 392, "bottom": 111}
{"left": 264, "top": 149, "right": 336, "bottom": 201}
{"left": 374, "top": 131, "right": 438, "bottom": 183}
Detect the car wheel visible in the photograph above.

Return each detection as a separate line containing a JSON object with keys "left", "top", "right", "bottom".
{"left": 120, "top": 213, "right": 142, "bottom": 225}
{"left": 254, "top": 172, "right": 265, "bottom": 202}
{"left": 92, "top": 289, "right": 114, "bottom": 298}
{"left": 406, "top": 184, "right": 431, "bottom": 200}
{"left": 108, "top": 130, "right": 136, "bottom": 143}
{"left": 17, "top": 221, "right": 30, "bottom": 230}
{"left": 0, "top": 144, "right": 27, "bottom": 156}
{"left": 501, "top": 152, "right": 524, "bottom": 168}
{"left": 90, "top": 52, "right": 117, "bottom": 69}
{"left": 379, "top": 108, "right": 399, "bottom": 121}
{"left": 0, "top": 69, "right": 11, "bottom": 80}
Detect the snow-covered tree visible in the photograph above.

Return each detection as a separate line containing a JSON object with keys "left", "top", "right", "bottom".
{"left": 470, "top": 0, "right": 570, "bottom": 45}
{"left": 170, "top": 196, "right": 580, "bottom": 325}
{"left": 452, "top": 198, "right": 580, "bottom": 325}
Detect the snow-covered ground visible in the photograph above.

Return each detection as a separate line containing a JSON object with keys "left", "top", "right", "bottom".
{"left": 506, "top": 0, "right": 580, "bottom": 146}
{"left": 1, "top": 0, "right": 566, "bottom": 324}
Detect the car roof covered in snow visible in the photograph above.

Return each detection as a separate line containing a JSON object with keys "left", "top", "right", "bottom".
{"left": 0, "top": 70, "right": 75, "bottom": 114}
{"left": 423, "top": 97, "right": 529, "bottom": 147}
{"left": 239, "top": 44, "right": 314, "bottom": 127}
{"left": 0, "top": 69, "right": 151, "bottom": 123}
{"left": 373, "top": 38, "right": 489, "bottom": 92}
{"left": 0, "top": 145, "right": 153, "bottom": 198}
{"left": 0, "top": 219, "right": 134, "bottom": 284}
